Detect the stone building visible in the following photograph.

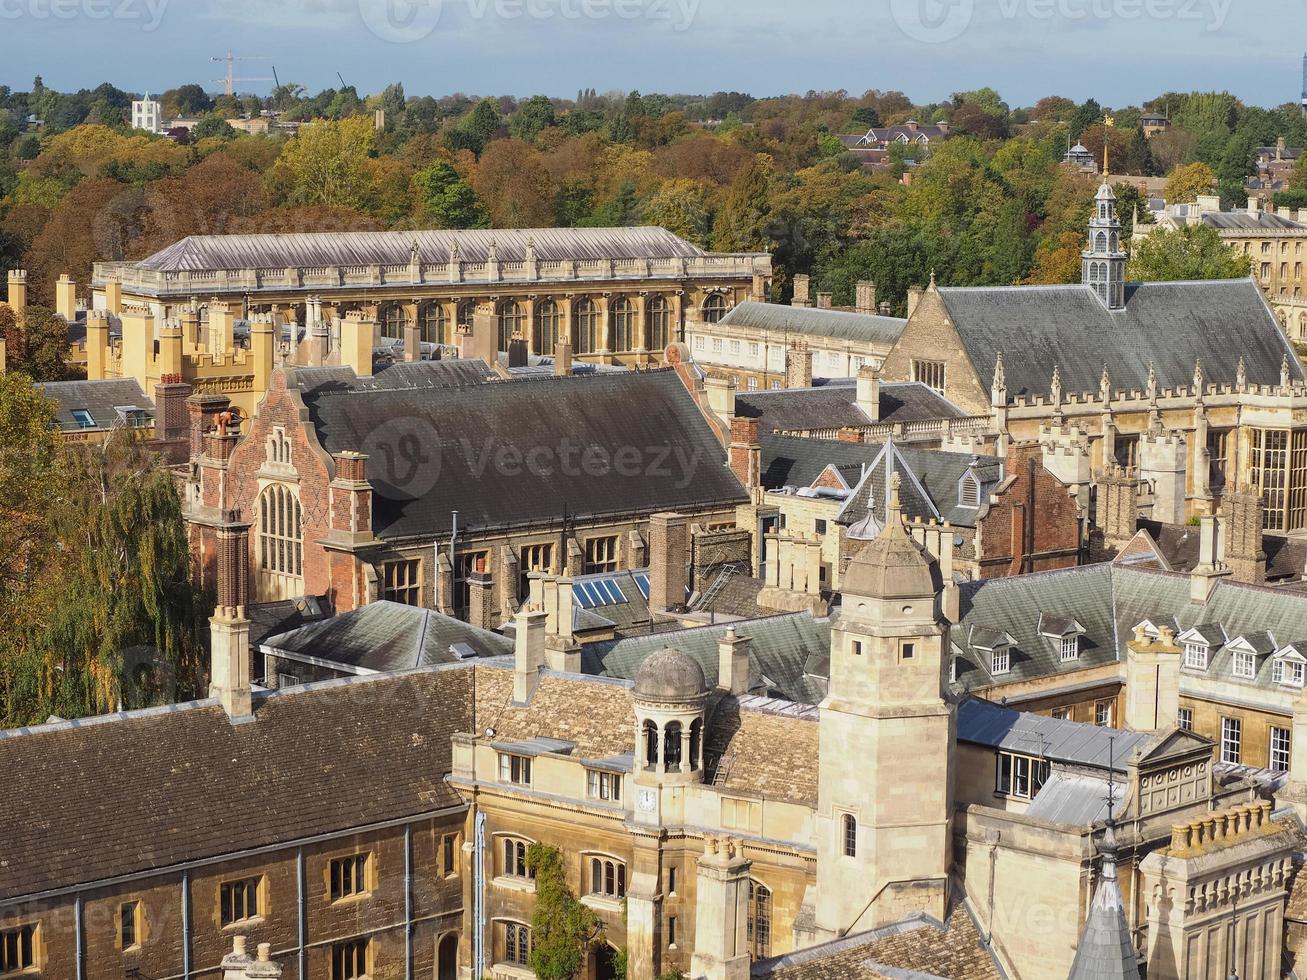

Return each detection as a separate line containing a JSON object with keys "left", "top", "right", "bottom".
{"left": 67, "top": 227, "right": 769, "bottom": 417}
{"left": 879, "top": 178, "right": 1307, "bottom": 534}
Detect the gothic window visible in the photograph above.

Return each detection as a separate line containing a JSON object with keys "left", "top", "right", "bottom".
{"left": 702, "top": 293, "right": 729, "bottom": 324}
{"left": 498, "top": 301, "right": 525, "bottom": 351}
{"left": 746, "top": 880, "right": 772, "bottom": 959}
{"left": 266, "top": 426, "right": 292, "bottom": 466}
{"left": 575, "top": 299, "right": 599, "bottom": 354}
{"left": 535, "top": 300, "right": 560, "bottom": 354}
{"left": 1110, "top": 232, "right": 1119, "bottom": 252}
{"left": 420, "top": 302, "right": 448, "bottom": 346}
{"left": 331, "top": 939, "right": 369, "bottom": 980}
{"left": 841, "top": 814, "right": 857, "bottom": 857}
{"left": 500, "top": 922, "right": 532, "bottom": 966}
{"left": 583, "top": 535, "right": 619, "bottom": 573}
{"left": 381, "top": 303, "right": 408, "bottom": 340}
{"left": 257, "top": 484, "right": 303, "bottom": 599}
{"left": 649, "top": 295, "right": 672, "bottom": 351}
{"left": 612, "top": 297, "right": 637, "bottom": 352}
{"left": 1095, "top": 232, "right": 1107, "bottom": 252}
{"left": 663, "top": 721, "right": 683, "bottom": 769}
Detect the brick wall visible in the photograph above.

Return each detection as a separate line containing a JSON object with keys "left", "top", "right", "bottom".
{"left": 975, "top": 444, "right": 1081, "bottom": 578}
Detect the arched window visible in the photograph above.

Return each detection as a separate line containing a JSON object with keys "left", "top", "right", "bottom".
{"left": 257, "top": 484, "right": 303, "bottom": 600}
{"left": 664, "top": 721, "right": 683, "bottom": 769}
{"left": 612, "top": 297, "right": 637, "bottom": 352}
{"left": 456, "top": 300, "right": 475, "bottom": 331}
{"left": 702, "top": 293, "right": 728, "bottom": 324}
{"left": 588, "top": 857, "right": 627, "bottom": 898}
{"left": 1095, "top": 232, "right": 1107, "bottom": 253}
{"left": 501, "top": 838, "right": 533, "bottom": 879}
{"left": 382, "top": 303, "right": 408, "bottom": 340}
{"left": 842, "top": 814, "right": 857, "bottom": 857}
{"left": 575, "top": 299, "right": 600, "bottom": 354}
{"left": 689, "top": 718, "right": 702, "bottom": 770}
{"left": 498, "top": 301, "right": 525, "bottom": 351}
{"left": 643, "top": 719, "right": 659, "bottom": 768}
{"left": 265, "top": 426, "right": 291, "bottom": 466}
{"left": 1110, "top": 232, "right": 1119, "bottom": 252}
{"left": 648, "top": 295, "right": 671, "bottom": 353}
{"left": 420, "top": 302, "right": 448, "bottom": 346}
{"left": 747, "top": 880, "right": 772, "bottom": 959}
{"left": 535, "top": 300, "right": 561, "bottom": 354}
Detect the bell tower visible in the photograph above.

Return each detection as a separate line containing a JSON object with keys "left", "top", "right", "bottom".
{"left": 1082, "top": 170, "right": 1127, "bottom": 310}
{"left": 815, "top": 475, "right": 954, "bottom": 936}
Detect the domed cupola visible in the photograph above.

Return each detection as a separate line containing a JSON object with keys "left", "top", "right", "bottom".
{"left": 631, "top": 648, "right": 708, "bottom": 784}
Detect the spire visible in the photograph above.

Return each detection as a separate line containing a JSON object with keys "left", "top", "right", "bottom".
{"left": 1099, "top": 363, "right": 1112, "bottom": 402}
{"left": 1237, "top": 354, "right": 1248, "bottom": 388}
{"left": 991, "top": 351, "right": 1007, "bottom": 402}
{"left": 1066, "top": 820, "right": 1138, "bottom": 980}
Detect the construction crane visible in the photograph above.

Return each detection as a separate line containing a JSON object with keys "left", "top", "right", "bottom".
{"left": 211, "top": 50, "right": 274, "bottom": 97}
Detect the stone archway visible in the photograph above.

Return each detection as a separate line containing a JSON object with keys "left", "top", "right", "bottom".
{"left": 590, "top": 943, "right": 620, "bottom": 980}
{"left": 437, "top": 932, "right": 458, "bottom": 980}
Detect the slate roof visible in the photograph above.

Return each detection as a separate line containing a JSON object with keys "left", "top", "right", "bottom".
{"left": 35, "top": 378, "right": 154, "bottom": 432}
{"left": 736, "top": 381, "right": 966, "bottom": 435}
{"left": 716, "top": 301, "right": 906, "bottom": 346}
{"left": 953, "top": 563, "right": 1307, "bottom": 698}
{"left": 957, "top": 698, "right": 1153, "bottom": 771}
{"left": 1066, "top": 833, "right": 1139, "bottom": 980}
{"left": 1123, "top": 521, "right": 1306, "bottom": 581}
{"left": 137, "top": 227, "right": 712, "bottom": 272}
{"left": 754, "top": 906, "right": 1002, "bottom": 980}
{"left": 0, "top": 666, "right": 474, "bottom": 902}
{"left": 261, "top": 600, "right": 513, "bottom": 671}
{"left": 298, "top": 369, "right": 748, "bottom": 539}
{"left": 290, "top": 358, "right": 497, "bottom": 397}
{"left": 936, "top": 279, "right": 1302, "bottom": 396}
{"left": 832, "top": 441, "right": 1003, "bottom": 531}
{"left": 1201, "top": 210, "right": 1305, "bottom": 232}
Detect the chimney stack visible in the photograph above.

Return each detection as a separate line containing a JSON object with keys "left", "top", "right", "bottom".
{"left": 907, "top": 286, "right": 924, "bottom": 318}
{"left": 55, "top": 274, "right": 77, "bottom": 322}
{"left": 210, "top": 519, "right": 253, "bottom": 721}
{"left": 467, "top": 559, "right": 495, "bottom": 629}
{"left": 513, "top": 602, "right": 548, "bottom": 704}
{"left": 1223, "top": 487, "right": 1267, "bottom": 585}
{"left": 718, "top": 627, "right": 751, "bottom": 694}
{"left": 554, "top": 338, "right": 573, "bottom": 377}
{"left": 340, "top": 310, "right": 375, "bottom": 378}
{"left": 855, "top": 281, "right": 877, "bottom": 314}
{"left": 791, "top": 274, "right": 812, "bottom": 308}
{"left": 208, "top": 301, "right": 235, "bottom": 357}
{"left": 5, "top": 269, "right": 27, "bottom": 312}
{"left": 855, "top": 365, "right": 881, "bottom": 422}
{"left": 648, "top": 513, "right": 690, "bottom": 615}
{"left": 728, "top": 417, "right": 762, "bottom": 490}
{"left": 816, "top": 292, "right": 833, "bottom": 310}
{"left": 785, "top": 341, "right": 813, "bottom": 389}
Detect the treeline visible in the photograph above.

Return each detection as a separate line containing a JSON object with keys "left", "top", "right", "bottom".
{"left": 2, "top": 80, "right": 1305, "bottom": 315}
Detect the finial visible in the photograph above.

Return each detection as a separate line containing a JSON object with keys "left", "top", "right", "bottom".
{"left": 1237, "top": 354, "right": 1247, "bottom": 388}
{"left": 1050, "top": 363, "right": 1063, "bottom": 403}
{"left": 992, "top": 351, "right": 1006, "bottom": 392}
{"left": 889, "top": 471, "right": 903, "bottom": 512}
{"left": 1146, "top": 362, "right": 1157, "bottom": 398}
{"left": 1100, "top": 363, "right": 1111, "bottom": 400}
{"left": 1193, "top": 358, "right": 1204, "bottom": 392}
{"left": 929, "top": 268, "right": 937, "bottom": 290}
{"left": 1282, "top": 353, "right": 1292, "bottom": 388}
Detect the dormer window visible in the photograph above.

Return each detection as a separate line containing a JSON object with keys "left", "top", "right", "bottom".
{"left": 1273, "top": 646, "right": 1307, "bottom": 687}
{"left": 1059, "top": 636, "right": 1079, "bottom": 662}
{"left": 1038, "top": 614, "right": 1085, "bottom": 664}
{"left": 1232, "top": 652, "right": 1256, "bottom": 679}
{"left": 958, "top": 471, "right": 981, "bottom": 509}
{"left": 991, "top": 646, "right": 1011, "bottom": 676}
{"left": 1183, "top": 643, "right": 1209, "bottom": 671}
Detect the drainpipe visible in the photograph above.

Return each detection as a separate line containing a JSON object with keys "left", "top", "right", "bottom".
{"left": 74, "top": 892, "right": 84, "bottom": 980}
{"left": 405, "top": 823, "right": 414, "bottom": 980}
{"left": 297, "top": 847, "right": 307, "bottom": 980}
{"left": 181, "top": 869, "right": 192, "bottom": 980}
{"left": 473, "top": 809, "right": 487, "bottom": 978}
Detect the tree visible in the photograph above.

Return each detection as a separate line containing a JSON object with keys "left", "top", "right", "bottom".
{"left": 190, "top": 115, "right": 238, "bottom": 142}
{"left": 162, "top": 84, "right": 213, "bottom": 118}
{"left": 1128, "top": 224, "right": 1253, "bottom": 282}
{"left": 527, "top": 844, "right": 602, "bottom": 980}
{"left": 275, "top": 116, "right": 377, "bottom": 209}
{"left": 5, "top": 306, "right": 70, "bottom": 382}
{"left": 641, "top": 178, "right": 712, "bottom": 244}
{"left": 412, "top": 161, "right": 488, "bottom": 229}
{"left": 471, "top": 140, "right": 556, "bottom": 227}
{"left": 712, "top": 153, "right": 774, "bottom": 252}
{"left": 1164, "top": 162, "right": 1217, "bottom": 204}
{"left": 511, "top": 96, "right": 557, "bottom": 144}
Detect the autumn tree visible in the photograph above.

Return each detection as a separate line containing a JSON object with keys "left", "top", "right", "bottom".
{"left": 275, "top": 116, "right": 377, "bottom": 209}
{"left": 712, "top": 153, "right": 774, "bottom": 252}
{"left": 472, "top": 139, "right": 556, "bottom": 227}
{"left": 1164, "top": 162, "right": 1218, "bottom": 204}
{"left": 1128, "top": 224, "right": 1252, "bottom": 282}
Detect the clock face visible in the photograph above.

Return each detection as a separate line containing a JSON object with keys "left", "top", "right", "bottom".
{"left": 638, "top": 789, "right": 657, "bottom": 812}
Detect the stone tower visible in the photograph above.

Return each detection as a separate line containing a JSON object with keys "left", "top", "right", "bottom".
{"left": 815, "top": 475, "right": 954, "bottom": 936}
{"left": 1083, "top": 181, "right": 1127, "bottom": 309}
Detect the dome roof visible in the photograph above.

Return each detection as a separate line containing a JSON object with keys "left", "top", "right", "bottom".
{"left": 842, "top": 476, "right": 941, "bottom": 601}
{"left": 634, "top": 648, "right": 708, "bottom": 703}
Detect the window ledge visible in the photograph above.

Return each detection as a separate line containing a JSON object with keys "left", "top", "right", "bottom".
{"left": 493, "top": 875, "right": 536, "bottom": 894}
{"left": 329, "top": 891, "right": 372, "bottom": 908}
{"left": 581, "top": 894, "right": 625, "bottom": 914}
{"left": 221, "top": 915, "right": 265, "bottom": 932}
{"left": 491, "top": 964, "right": 536, "bottom": 980}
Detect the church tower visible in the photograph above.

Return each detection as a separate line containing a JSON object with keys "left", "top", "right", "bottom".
{"left": 1082, "top": 176, "right": 1127, "bottom": 309}
{"left": 815, "top": 475, "right": 955, "bottom": 936}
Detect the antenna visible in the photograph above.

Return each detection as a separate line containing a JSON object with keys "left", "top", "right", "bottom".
{"left": 210, "top": 49, "right": 274, "bottom": 97}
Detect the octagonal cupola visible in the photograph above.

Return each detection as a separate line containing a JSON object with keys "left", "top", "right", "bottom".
{"left": 632, "top": 648, "right": 709, "bottom": 784}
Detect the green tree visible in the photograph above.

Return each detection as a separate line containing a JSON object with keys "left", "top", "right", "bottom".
{"left": 511, "top": 95, "right": 556, "bottom": 143}
{"left": 712, "top": 153, "right": 774, "bottom": 252}
{"left": 641, "top": 178, "right": 712, "bottom": 244}
{"left": 527, "top": 843, "right": 602, "bottom": 980}
{"left": 412, "top": 161, "right": 488, "bottom": 228}
{"left": 3, "top": 305, "right": 69, "bottom": 382}
{"left": 275, "top": 116, "right": 377, "bottom": 208}
{"left": 1128, "top": 224, "right": 1253, "bottom": 282}
{"left": 191, "top": 115, "right": 239, "bottom": 142}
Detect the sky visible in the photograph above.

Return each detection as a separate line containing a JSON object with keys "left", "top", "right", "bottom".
{"left": 0, "top": 0, "right": 1304, "bottom": 109}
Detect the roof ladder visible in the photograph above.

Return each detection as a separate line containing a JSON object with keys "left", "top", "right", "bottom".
{"left": 694, "top": 563, "right": 737, "bottom": 611}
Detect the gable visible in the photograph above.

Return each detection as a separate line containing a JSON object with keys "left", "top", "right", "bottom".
{"left": 878, "top": 289, "right": 990, "bottom": 415}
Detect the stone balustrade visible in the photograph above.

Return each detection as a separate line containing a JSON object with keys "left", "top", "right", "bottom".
{"left": 1168, "top": 800, "right": 1275, "bottom": 853}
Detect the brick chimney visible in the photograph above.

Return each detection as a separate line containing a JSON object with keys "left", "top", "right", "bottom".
{"left": 816, "top": 292, "right": 833, "bottom": 310}
{"left": 728, "top": 417, "right": 761, "bottom": 490}
{"left": 1097, "top": 465, "right": 1139, "bottom": 551}
{"left": 1223, "top": 487, "right": 1267, "bottom": 585}
{"left": 791, "top": 274, "right": 811, "bottom": 308}
{"left": 855, "top": 281, "right": 877, "bottom": 314}
{"left": 648, "top": 512, "right": 689, "bottom": 614}
{"left": 785, "top": 341, "right": 813, "bottom": 389}
{"left": 187, "top": 393, "right": 231, "bottom": 460}
{"left": 209, "top": 518, "right": 253, "bottom": 721}
{"left": 467, "top": 559, "right": 494, "bottom": 629}
{"left": 329, "top": 451, "right": 372, "bottom": 541}
{"left": 153, "top": 374, "right": 193, "bottom": 449}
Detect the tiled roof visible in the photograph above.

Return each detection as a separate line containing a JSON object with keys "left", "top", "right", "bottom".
{"left": 957, "top": 698, "right": 1153, "bottom": 771}
{"left": 35, "top": 378, "right": 154, "bottom": 432}
{"left": 716, "top": 301, "right": 905, "bottom": 346}
{"left": 736, "top": 382, "right": 965, "bottom": 435}
{"left": 289, "top": 358, "right": 497, "bottom": 396}
{"left": 936, "top": 279, "right": 1302, "bottom": 396}
{"left": 0, "top": 666, "right": 474, "bottom": 902}
{"left": 1201, "top": 210, "right": 1306, "bottom": 231}
{"left": 754, "top": 906, "right": 1001, "bottom": 979}
{"left": 299, "top": 369, "right": 748, "bottom": 538}
{"left": 138, "top": 227, "right": 711, "bottom": 272}
{"left": 1125, "top": 521, "right": 1306, "bottom": 581}
{"left": 262, "top": 600, "right": 512, "bottom": 671}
